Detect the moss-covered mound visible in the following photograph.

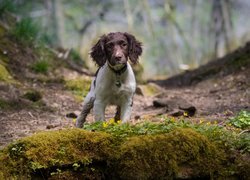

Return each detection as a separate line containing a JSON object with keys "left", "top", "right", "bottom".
{"left": 0, "top": 129, "right": 113, "bottom": 179}
{"left": 0, "top": 127, "right": 248, "bottom": 179}
{"left": 115, "top": 128, "right": 223, "bottom": 179}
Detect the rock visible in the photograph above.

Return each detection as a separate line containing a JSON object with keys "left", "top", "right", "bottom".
{"left": 169, "top": 109, "right": 184, "bottom": 117}
{"left": 153, "top": 99, "right": 169, "bottom": 107}
{"left": 135, "top": 86, "right": 144, "bottom": 96}
{"left": 66, "top": 112, "right": 78, "bottom": 118}
{"left": 179, "top": 106, "right": 196, "bottom": 117}
{"left": 136, "top": 83, "right": 164, "bottom": 97}
{"left": 134, "top": 115, "right": 141, "bottom": 120}
{"left": 153, "top": 96, "right": 197, "bottom": 117}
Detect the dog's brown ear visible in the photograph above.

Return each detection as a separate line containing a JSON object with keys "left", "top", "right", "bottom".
{"left": 124, "top": 33, "right": 142, "bottom": 64}
{"left": 90, "top": 35, "right": 107, "bottom": 67}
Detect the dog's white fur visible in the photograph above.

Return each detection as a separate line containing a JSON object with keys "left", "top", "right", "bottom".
{"left": 76, "top": 62, "right": 136, "bottom": 127}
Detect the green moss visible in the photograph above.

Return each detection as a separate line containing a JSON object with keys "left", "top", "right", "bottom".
{"left": 0, "top": 129, "right": 113, "bottom": 179}
{"left": 0, "top": 124, "right": 248, "bottom": 179}
{"left": 115, "top": 128, "right": 224, "bottom": 179}
{"left": 0, "top": 64, "right": 14, "bottom": 83}
{"left": 137, "top": 83, "right": 163, "bottom": 96}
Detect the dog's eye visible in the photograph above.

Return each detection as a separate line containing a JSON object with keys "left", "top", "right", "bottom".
{"left": 121, "top": 43, "right": 127, "bottom": 48}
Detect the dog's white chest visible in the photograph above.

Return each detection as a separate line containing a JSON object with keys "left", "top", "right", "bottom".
{"left": 94, "top": 63, "right": 136, "bottom": 106}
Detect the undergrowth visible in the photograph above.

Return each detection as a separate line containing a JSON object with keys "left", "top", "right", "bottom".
{"left": 11, "top": 18, "right": 39, "bottom": 44}
{"left": 229, "top": 110, "right": 250, "bottom": 129}
{"left": 0, "top": 114, "right": 249, "bottom": 179}
{"left": 32, "top": 60, "right": 49, "bottom": 74}
{"left": 83, "top": 116, "right": 250, "bottom": 153}
{"left": 0, "top": 0, "right": 16, "bottom": 17}
{"left": 69, "top": 49, "right": 86, "bottom": 67}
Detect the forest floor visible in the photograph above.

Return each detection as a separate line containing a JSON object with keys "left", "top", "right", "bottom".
{"left": 0, "top": 29, "right": 249, "bottom": 149}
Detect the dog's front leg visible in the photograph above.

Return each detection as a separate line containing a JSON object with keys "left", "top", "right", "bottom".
{"left": 93, "top": 100, "right": 106, "bottom": 121}
{"left": 120, "top": 97, "right": 133, "bottom": 123}
{"left": 76, "top": 94, "right": 95, "bottom": 128}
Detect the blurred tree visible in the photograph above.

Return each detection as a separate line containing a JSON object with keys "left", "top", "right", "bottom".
{"left": 54, "top": 0, "right": 65, "bottom": 47}
{"left": 142, "top": 0, "right": 155, "bottom": 37}
{"left": 123, "top": 0, "right": 133, "bottom": 32}
{"left": 1, "top": 0, "right": 248, "bottom": 77}
{"left": 211, "top": 0, "right": 233, "bottom": 58}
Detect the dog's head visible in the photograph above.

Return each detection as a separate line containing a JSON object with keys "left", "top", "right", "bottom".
{"left": 90, "top": 32, "right": 142, "bottom": 67}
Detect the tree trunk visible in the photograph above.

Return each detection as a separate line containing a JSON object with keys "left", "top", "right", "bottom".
{"left": 142, "top": 0, "right": 155, "bottom": 37}
{"left": 54, "top": 0, "right": 65, "bottom": 47}
{"left": 123, "top": 0, "right": 134, "bottom": 32}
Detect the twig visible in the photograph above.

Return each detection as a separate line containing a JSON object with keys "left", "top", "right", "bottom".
{"left": 239, "top": 129, "right": 250, "bottom": 135}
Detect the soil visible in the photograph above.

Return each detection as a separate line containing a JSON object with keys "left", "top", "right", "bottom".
{"left": 0, "top": 31, "right": 249, "bottom": 149}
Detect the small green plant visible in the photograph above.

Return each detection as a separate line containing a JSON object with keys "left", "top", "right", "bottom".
{"left": 0, "top": 0, "right": 16, "bottom": 16}
{"left": 11, "top": 18, "right": 39, "bottom": 44}
{"left": 229, "top": 110, "right": 250, "bottom": 129}
{"left": 32, "top": 60, "right": 49, "bottom": 73}
{"left": 23, "top": 90, "right": 42, "bottom": 102}
{"left": 0, "top": 99, "right": 8, "bottom": 109}
{"left": 70, "top": 49, "right": 84, "bottom": 64}
{"left": 83, "top": 117, "right": 249, "bottom": 153}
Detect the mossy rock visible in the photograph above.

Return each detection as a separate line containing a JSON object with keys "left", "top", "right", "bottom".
{"left": 0, "top": 128, "right": 248, "bottom": 179}
{"left": 0, "top": 129, "right": 114, "bottom": 179}
{"left": 136, "top": 83, "right": 163, "bottom": 96}
{"left": 114, "top": 128, "right": 224, "bottom": 179}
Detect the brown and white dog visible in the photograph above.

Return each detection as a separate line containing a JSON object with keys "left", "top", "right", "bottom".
{"left": 76, "top": 32, "right": 142, "bottom": 128}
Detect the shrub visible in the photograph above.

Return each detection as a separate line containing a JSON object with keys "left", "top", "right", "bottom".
{"left": 11, "top": 18, "right": 39, "bottom": 44}
{"left": 0, "top": 0, "right": 16, "bottom": 17}
{"left": 32, "top": 60, "right": 49, "bottom": 74}
{"left": 69, "top": 49, "right": 85, "bottom": 66}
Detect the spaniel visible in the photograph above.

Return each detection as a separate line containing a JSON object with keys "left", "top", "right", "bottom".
{"left": 76, "top": 32, "right": 142, "bottom": 128}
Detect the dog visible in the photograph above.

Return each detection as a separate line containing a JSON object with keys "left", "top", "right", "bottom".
{"left": 76, "top": 32, "right": 142, "bottom": 128}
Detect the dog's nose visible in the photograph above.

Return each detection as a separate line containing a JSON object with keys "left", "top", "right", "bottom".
{"left": 115, "top": 52, "right": 123, "bottom": 60}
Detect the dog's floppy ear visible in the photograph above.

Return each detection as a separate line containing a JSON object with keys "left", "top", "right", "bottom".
{"left": 124, "top": 33, "right": 142, "bottom": 64}
{"left": 90, "top": 35, "right": 107, "bottom": 67}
